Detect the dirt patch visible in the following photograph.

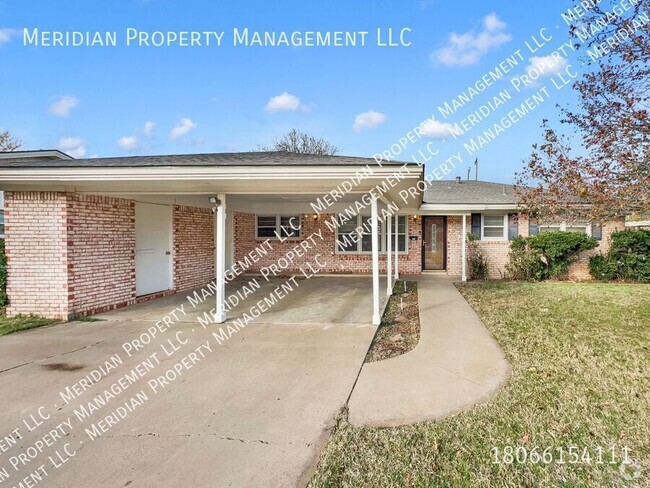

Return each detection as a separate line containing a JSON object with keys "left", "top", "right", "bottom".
{"left": 365, "top": 281, "right": 420, "bottom": 363}
{"left": 42, "top": 363, "right": 84, "bottom": 372}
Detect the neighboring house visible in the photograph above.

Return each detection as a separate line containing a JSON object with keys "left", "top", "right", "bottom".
{"left": 0, "top": 151, "right": 624, "bottom": 323}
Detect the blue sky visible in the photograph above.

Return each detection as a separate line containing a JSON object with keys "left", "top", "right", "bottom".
{"left": 0, "top": 0, "right": 583, "bottom": 182}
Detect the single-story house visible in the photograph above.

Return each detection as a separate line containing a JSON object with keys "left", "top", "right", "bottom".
{"left": 0, "top": 150, "right": 624, "bottom": 324}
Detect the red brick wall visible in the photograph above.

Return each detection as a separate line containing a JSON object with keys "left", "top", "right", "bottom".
{"left": 5, "top": 192, "right": 215, "bottom": 318}
{"left": 173, "top": 205, "right": 215, "bottom": 291}
{"left": 567, "top": 220, "right": 625, "bottom": 280}
{"left": 233, "top": 212, "right": 421, "bottom": 275}
{"left": 67, "top": 194, "right": 136, "bottom": 315}
{"left": 446, "top": 213, "right": 625, "bottom": 280}
{"left": 5, "top": 192, "right": 70, "bottom": 319}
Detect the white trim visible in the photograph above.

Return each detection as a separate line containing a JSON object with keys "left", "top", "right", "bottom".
{"left": 215, "top": 194, "right": 227, "bottom": 324}
{"left": 538, "top": 221, "right": 592, "bottom": 236}
{"left": 461, "top": 215, "right": 467, "bottom": 282}
{"left": 420, "top": 203, "right": 518, "bottom": 213}
{"left": 0, "top": 150, "right": 72, "bottom": 160}
{"left": 626, "top": 220, "right": 650, "bottom": 227}
{"left": 394, "top": 218, "right": 399, "bottom": 281}
{"left": 0, "top": 165, "right": 421, "bottom": 181}
{"left": 371, "top": 196, "right": 380, "bottom": 326}
{"left": 386, "top": 214, "right": 393, "bottom": 296}
{"left": 481, "top": 214, "right": 508, "bottom": 241}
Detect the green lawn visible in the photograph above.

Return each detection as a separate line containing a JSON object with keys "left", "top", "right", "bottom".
{"left": 0, "top": 313, "right": 57, "bottom": 336}
{"left": 310, "top": 283, "right": 650, "bottom": 487}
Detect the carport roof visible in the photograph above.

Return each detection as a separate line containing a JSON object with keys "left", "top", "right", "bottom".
{"left": 0, "top": 151, "right": 412, "bottom": 168}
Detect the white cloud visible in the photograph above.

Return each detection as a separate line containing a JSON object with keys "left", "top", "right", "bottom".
{"left": 484, "top": 12, "right": 507, "bottom": 32}
{"left": 526, "top": 55, "right": 569, "bottom": 76}
{"left": 0, "top": 28, "right": 19, "bottom": 45}
{"left": 353, "top": 110, "right": 387, "bottom": 132}
{"left": 143, "top": 121, "right": 155, "bottom": 136}
{"left": 57, "top": 137, "right": 86, "bottom": 158}
{"left": 48, "top": 95, "right": 79, "bottom": 117}
{"left": 433, "top": 13, "right": 511, "bottom": 67}
{"left": 513, "top": 55, "right": 570, "bottom": 89}
{"left": 169, "top": 117, "right": 197, "bottom": 140}
{"left": 419, "top": 118, "right": 458, "bottom": 139}
{"left": 117, "top": 135, "right": 139, "bottom": 151}
{"left": 265, "top": 92, "right": 303, "bottom": 112}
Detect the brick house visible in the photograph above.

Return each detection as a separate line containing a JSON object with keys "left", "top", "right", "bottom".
{"left": 0, "top": 150, "right": 624, "bottom": 324}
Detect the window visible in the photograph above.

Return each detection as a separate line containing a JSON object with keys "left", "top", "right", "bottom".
{"left": 335, "top": 215, "right": 408, "bottom": 254}
{"left": 389, "top": 215, "right": 408, "bottom": 252}
{"left": 255, "top": 215, "right": 301, "bottom": 239}
{"left": 0, "top": 210, "right": 4, "bottom": 238}
{"left": 280, "top": 216, "right": 300, "bottom": 238}
{"left": 539, "top": 223, "right": 562, "bottom": 234}
{"left": 336, "top": 218, "right": 358, "bottom": 252}
{"left": 482, "top": 215, "right": 507, "bottom": 240}
{"left": 538, "top": 221, "right": 591, "bottom": 236}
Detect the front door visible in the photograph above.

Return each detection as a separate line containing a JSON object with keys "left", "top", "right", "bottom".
{"left": 422, "top": 216, "right": 446, "bottom": 270}
{"left": 135, "top": 202, "right": 173, "bottom": 296}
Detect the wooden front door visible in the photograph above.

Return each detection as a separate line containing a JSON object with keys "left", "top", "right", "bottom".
{"left": 422, "top": 217, "right": 446, "bottom": 270}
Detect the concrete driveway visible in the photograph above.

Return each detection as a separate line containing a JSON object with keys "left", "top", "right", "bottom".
{"left": 0, "top": 278, "right": 377, "bottom": 487}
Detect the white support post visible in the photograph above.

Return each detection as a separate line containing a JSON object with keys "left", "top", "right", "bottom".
{"left": 461, "top": 214, "right": 467, "bottom": 282}
{"left": 394, "top": 215, "right": 399, "bottom": 281}
{"left": 215, "top": 193, "right": 227, "bottom": 323}
{"left": 371, "top": 196, "right": 381, "bottom": 326}
{"left": 386, "top": 214, "right": 393, "bottom": 296}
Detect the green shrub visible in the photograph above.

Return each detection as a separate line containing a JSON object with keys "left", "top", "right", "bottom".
{"left": 589, "top": 229, "right": 650, "bottom": 282}
{"left": 507, "top": 231, "right": 598, "bottom": 281}
{"left": 466, "top": 233, "right": 490, "bottom": 280}
{"left": 588, "top": 254, "right": 618, "bottom": 281}
{"left": 0, "top": 240, "right": 7, "bottom": 307}
{"left": 506, "top": 236, "right": 546, "bottom": 281}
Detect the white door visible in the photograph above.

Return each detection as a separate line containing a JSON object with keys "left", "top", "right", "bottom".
{"left": 135, "top": 202, "right": 173, "bottom": 296}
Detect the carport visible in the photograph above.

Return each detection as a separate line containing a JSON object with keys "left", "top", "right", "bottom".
{"left": 0, "top": 151, "right": 424, "bottom": 323}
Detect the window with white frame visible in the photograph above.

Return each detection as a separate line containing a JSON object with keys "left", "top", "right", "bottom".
{"left": 539, "top": 221, "right": 590, "bottom": 235}
{"left": 481, "top": 214, "right": 507, "bottom": 240}
{"left": 335, "top": 214, "right": 408, "bottom": 253}
{"left": 255, "top": 215, "right": 301, "bottom": 239}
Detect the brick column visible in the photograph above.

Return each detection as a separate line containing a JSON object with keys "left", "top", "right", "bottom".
{"left": 5, "top": 192, "right": 70, "bottom": 319}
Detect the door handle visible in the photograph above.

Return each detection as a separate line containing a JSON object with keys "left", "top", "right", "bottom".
{"left": 165, "top": 251, "right": 171, "bottom": 255}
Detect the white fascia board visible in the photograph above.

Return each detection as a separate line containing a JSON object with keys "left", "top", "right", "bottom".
{"left": 0, "top": 165, "right": 420, "bottom": 182}
{"left": 418, "top": 203, "right": 519, "bottom": 214}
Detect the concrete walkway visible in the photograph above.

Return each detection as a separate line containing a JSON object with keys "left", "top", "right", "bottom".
{"left": 348, "top": 274, "right": 509, "bottom": 427}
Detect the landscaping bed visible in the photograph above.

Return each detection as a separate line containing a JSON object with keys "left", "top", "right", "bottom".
{"left": 310, "top": 282, "right": 649, "bottom": 487}
{"left": 365, "top": 281, "right": 420, "bottom": 363}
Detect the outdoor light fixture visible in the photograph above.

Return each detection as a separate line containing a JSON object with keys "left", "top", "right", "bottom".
{"left": 313, "top": 214, "right": 318, "bottom": 220}
{"left": 209, "top": 196, "right": 221, "bottom": 206}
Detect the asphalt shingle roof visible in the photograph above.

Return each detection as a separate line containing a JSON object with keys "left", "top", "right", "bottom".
{"left": 0, "top": 151, "right": 409, "bottom": 168}
{"left": 423, "top": 180, "right": 519, "bottom": 205}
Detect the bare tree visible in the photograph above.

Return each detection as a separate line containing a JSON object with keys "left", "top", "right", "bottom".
{"left": 258, "top": 129, "right": 338, "bottom": 155}
{"left": 517, "top": 1, "right": 650, "bottom": 219}
{"left": 0, "top": 130, "right": 21, "bottom": 152}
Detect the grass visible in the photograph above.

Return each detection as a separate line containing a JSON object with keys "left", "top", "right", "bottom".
{"left": 75, "top": 316, "right": 105, "bottom": 322}
{"left": 366, "top": 281, "right": 420, "bottom": 363}
{"left": 310, "top": 282, "right": 650, "bottom": 487}
{"left": 0, "top": 312, "right": 57, "bottom": 336}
